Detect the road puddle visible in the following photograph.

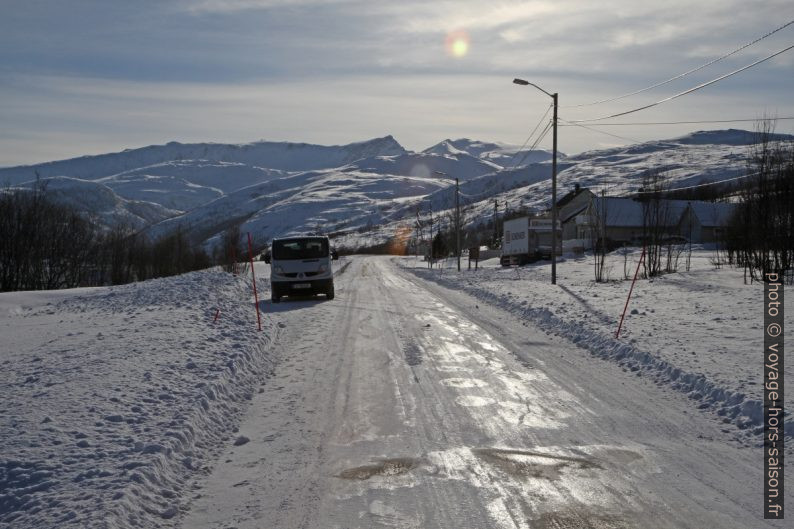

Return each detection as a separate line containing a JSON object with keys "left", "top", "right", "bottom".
{"left": 455, "top": 395, "right": 496, "bottom": 407}
{"left": 402, "top": 342, "right": 423, "bottom": 366}
{"left": 473, "top": 448, "right": 603, "bottom": 480}
{"left": 440, "top": 377, "right": 488, "bottom": 389}
{"left": 336, "top": 457, "right": 418, "bottom": 480}
{"left": 529, "top": 510, "right": 631, "bottom": 529}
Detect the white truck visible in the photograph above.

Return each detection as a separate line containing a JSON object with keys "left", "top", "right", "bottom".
{"left": 264, "top": 236, "right": 337, "bottom": 302}
{"left": 500, "top": 217, "right": 562, "bottom": 266}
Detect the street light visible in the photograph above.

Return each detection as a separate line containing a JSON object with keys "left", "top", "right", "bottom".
{"left": 513, "top": 77, "right": 558, "bottom": 285}
{"left": 433, "top": 170, "right": 461, "bottom": 272}
{"left": 422, "top": 198, "right": 434, "bottom": 269}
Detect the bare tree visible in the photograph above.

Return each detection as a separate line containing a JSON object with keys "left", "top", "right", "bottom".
{"left": 1, "top": 183, "right": 213, "bottom": 291}
{"left": 218, "top": 223, "right": 245, "bottom": 274}
{"left": 592, "top": 191, "right": 608, "bottom": 282}
{"left": 639, "top": 169, "right": 673, "bottom": 278}
{"left": 726, "top": 119, "right": 794, "bottom": 283}
{"left": 0, "top": 181, "right": 98, "bottom": 291}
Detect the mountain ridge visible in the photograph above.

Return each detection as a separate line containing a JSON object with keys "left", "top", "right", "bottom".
{"left": 5, "top": 129, "right": 792, "bottom": 250}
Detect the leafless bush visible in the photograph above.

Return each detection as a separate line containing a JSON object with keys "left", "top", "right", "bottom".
{"left": 591, "top": 191, "right": 608, "bottom": 282}
{"left": 218, "top": 223, "right": 246, "bottom": 274}
{"left": 0, "top": 181, "right": 99, "bottom": 290}
{"left": 725, "top": 120, "right": 794, "bottom": 284}
{"left": 639, "top": 170, "right": 673, "bottom": 278}
{"left": 0, "top": 184, "right": 212, "bottom": 292}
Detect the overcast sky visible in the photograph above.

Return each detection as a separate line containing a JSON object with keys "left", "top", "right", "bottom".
{"left": 1, "top": 0, "right": 792, "bottom": 166}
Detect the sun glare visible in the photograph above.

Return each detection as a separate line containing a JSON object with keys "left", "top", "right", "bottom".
{"left": 445, "top": 30, "right": 470, "bottom": 58}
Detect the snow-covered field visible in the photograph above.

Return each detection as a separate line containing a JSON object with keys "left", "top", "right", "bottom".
{"left": 0, "top": 269, "right": 273, "bottom": 527}
{"left": 402, "top": 248, "right": 793, "bottom": 447}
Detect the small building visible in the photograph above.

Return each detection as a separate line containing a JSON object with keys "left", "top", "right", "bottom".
{"left": 572, "top": 196, "right": 737, "bottom": 246}
{"left": 556, "top": 184, "right": 595, "bottom": 241}
{"left": 576, "top": 197, "right": 649, "bottom": 246}
{"left": 676, "top": 201, "right": 737, "bottom": 243}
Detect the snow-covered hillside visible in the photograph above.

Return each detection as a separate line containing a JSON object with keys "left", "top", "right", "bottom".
{"left": 2, "top": 129, "right": 791, "bottom": 249}
{"left": 13, "top": 176, "right": 180, "bottom": 230}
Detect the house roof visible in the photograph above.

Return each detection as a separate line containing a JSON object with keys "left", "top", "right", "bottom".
{"left": 679, "top": 201, "right": 737, "bottom": 227}
{"left": 590, "top": 197, "right": 737, "bottom": 228}
{"left": 556, "top": 186, "right": 590, "bottom": 209}
{"left": 558, "top": 188, "right": 595, "bottom": 223}
{"left": 591, "top": 197, "right": 653, "bottom": 228}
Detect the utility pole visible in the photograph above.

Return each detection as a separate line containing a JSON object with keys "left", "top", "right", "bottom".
{"left": 551, "top": 92, "right": 558, "bottom": 285}
{"left": 428, "top": 203, "right": 433, "bottom": 270}
{"left": 493, "top": 199, "right": 499, "bottom": 247}
{"left": 513, "top": 77, "right": 558, "bottom": 285}
{"left": 415, "top": 208, "right": 420, "bottom": 266}
{"left": 455, "top": 176, "right": 461, "bottom": 272}
{"left": 433, "top": 171, "right": 461, "bottom": 271}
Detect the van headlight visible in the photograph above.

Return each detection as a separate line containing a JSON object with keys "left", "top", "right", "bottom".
{"left": 318, "top": 264, "right": 328, "bottom": 273}
{"left": 274, "top": 265, "right": 284, "bottom": 274}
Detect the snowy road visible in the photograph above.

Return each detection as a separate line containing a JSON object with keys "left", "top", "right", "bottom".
{"left": 183, "top": 256, "right": 783, "bottom": 529}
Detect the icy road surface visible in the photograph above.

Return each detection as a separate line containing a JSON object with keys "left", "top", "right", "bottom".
{"left": 184, "top": 256, "right": 785, "bottom": 529}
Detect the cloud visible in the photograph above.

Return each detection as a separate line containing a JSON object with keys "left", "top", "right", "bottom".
{"left": 181, "top": 0, "right": 356, "bottom": 14}
{"left": 1, "top": 0, "right": 793, "bottom": 165}
{"left": 380, "top": 1, "right": 563, "bottom": 34}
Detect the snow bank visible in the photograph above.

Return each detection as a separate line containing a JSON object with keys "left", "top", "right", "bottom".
{"left": 0, "top": 269, "right": 273, "bottom": 527}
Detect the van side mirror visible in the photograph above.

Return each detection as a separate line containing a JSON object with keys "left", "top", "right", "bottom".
{"left": 331, "top": 249, "right": 339, "bottom": 260}
{"left": 263, "top": 252, "right": 271, "bottom": 264}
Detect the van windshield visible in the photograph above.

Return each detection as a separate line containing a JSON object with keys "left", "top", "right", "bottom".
{"left": 272, "top": 238, "right": 329, "bottom": 260}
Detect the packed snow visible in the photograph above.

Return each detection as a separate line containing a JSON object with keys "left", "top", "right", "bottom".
{"left": 0, "top": 255, "right": 788, "bottom": 528}
{"left": 402, "top": 248, "right": 793, "bottom": 448}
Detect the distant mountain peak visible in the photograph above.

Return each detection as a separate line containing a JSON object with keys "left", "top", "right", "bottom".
{"left": 671, "top": 128, "right": 794, "bottom": 146}
{"left": 422, "top": 140, "right": 468, "bottom": 157}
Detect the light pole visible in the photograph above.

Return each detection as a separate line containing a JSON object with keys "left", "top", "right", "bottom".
{"left": 425, "top": 199, "right": 434, "bottom": 269}
{"left": 434, "top": 171, "right": 461, "bottom": 271}
{"left": 513, "top": 77, "right": 558, "bottom": 285}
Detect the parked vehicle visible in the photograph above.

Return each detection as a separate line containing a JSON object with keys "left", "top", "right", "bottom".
{"left": 266, "top": 236, "right": 337, "bottom": 302}
{"left": 500, "top": 217, "right": 562, "bottom": 266}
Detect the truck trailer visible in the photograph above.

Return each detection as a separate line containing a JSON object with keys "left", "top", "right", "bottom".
{"left": 500, "top": 217, "right": 562, "bottom": 266}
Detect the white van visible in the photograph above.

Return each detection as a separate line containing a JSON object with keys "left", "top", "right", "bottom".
{"left": 265, "top": 236, "right": 336, "bottom": 302}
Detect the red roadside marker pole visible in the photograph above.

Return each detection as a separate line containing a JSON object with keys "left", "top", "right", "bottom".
{"left": 247, "top": 232, "right": 262, "bottom": 332}
{"left": 616, "top": 245, "right": 645, "bottom": 339}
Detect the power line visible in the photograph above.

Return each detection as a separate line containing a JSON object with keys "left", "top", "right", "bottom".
{"left": 502, "top": 103, "right": 552, "bottom": 170}
{"left": 453, "top": 105, "right": 556, "bottom": 205}
{"left": 630, "top": 171, "right": 759, "bottom": 195}
{"left": 560, "top": 118, "right": 644, "bottom": 144}
{"left": 567, "top": 43, "right": 794, "bottom": 124}
{"left": 512, "top": 121, "right": 553, "bottom": 168}
{"left": 559, "top": 116, "right": 794, "bottom": 127}
{"left": 455, "top": 123, "right": 555, "bottom": 204}
{"left": 566, "top": 19, "right": 794, "bottom": 109}
{"left": 423, "top": 107, "right": 551, "bottom": 211}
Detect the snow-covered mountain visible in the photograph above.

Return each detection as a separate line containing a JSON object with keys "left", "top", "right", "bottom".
{"left": 3, "top": 129, "right": 791, "bottom": 249}
{"left": 0, "top": 136, "right": 406, "bottom": 185}
{"left": 423, "top": 138, "right": 554, "bottom": 166}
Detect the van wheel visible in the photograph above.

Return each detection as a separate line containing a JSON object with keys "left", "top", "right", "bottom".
{"left": 326, "top": 287, "right": 335, "bottom": 300}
